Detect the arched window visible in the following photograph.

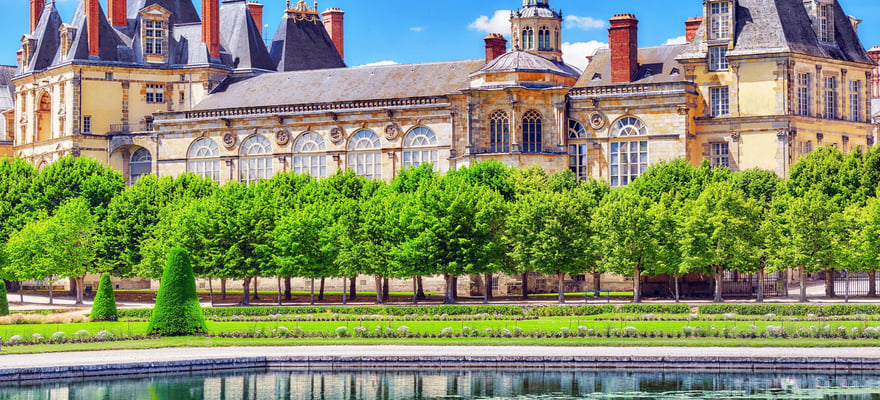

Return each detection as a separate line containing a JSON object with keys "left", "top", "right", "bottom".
{"left": 347, "top": 129, "right": 382, "bottom": 180}
{"left": 609, "top": 117, "right": 649, "bottom": 187}
{"left": 37, "top": 93, "right": 51, "bottom": 142}
{"left": 568, "top": 120, "right": 588, "bottom": 139}
{"left": 522, "top": 110, "right": 543, "bottom": 153}
{"left": 522, "top": 27, "right": 534, "bottom": 50}
{"left": 292, "top": 132, "right": 328, "bottom": 178}
{"left": 489, "top": 111, "right": 510, "bottom": 153}
{"left": 129, "top": 148, "right": 152, "bottom": 185}
{"left": 239, "top": 135, "right": 273, "bottom": 184}
{"left": 187, "top": 138, "right": 221, "bottom": 183}
{"left": 538, "top": 27, "right": 550, "bottom": 50}
{"left": 402, "top": 127, "right": 439, "bottom": 171}
{"left": 611, "top": 116, "right": 648, "bottom": 137}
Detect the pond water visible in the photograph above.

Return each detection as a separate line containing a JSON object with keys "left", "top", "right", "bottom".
{"left": 2, "top": 369, "right": 880, "bottom": 399}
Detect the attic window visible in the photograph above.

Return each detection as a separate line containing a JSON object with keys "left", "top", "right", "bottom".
{"left": 670, "top": 68, "right": 681, "bottom": 76}
{"left": 818, "top": 3, "right": 834, "bottom": 43}
{"left": 643, "top": 68, "right": 654, "bottom": 77}
{"left": 708, "top": 1, "right": 731, "bottom": 40}
{"left": 591, "top": 73, "right": 602, "bottom": 81}
{"left": 144, "top": 20, "right": 165, "bottom": 55}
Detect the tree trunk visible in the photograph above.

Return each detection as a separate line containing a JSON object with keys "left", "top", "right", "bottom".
{"left": 799, "top": 266, "right": 808, "bottom": 303}
{"left": 674, "top": 274, "right": 680, "bottom": 303}
{"left": 252, "top": 277, "right": 260, "bottom": 300}
{"left": 310, "top": 278, "right": 315, "bottom": 305}
{"left": 825, "top": 269, "right": 835, "bottom": 298}
{"left": 521, "top": 272, "right": 529, "bottom": 299}
{"left": 444, "top": 274, "right": 457, "bottom": 304}
{"left": 417, "top": 276, "right": 425, "bottom": 300}
{"left": 241, "top": 277, "right": 251, "bottom": 306}
{"left": 870, "top": 270, "right": 877, "bottom": 298}
{"left": 374, "top": 276, "right": 383, "bottom": 304}
{"left": 221, "top": 279, "right": 227, "bottom": 300}
{"left": 382, "top": 277, "right": 390, "bottom": 303}
{"left": 276, "top": 276, "right": 282, "bottom": 306}
{"left": 757, "top": 266, "right": 765, "bottom": 303}
{"left": 318, "top": 277, "right": 325, "bottom": 301}
{"left": 48, "top": 279, "right": 53, "bottom": 305}
{"left": 342, "top": 276, "right": 348, "bottom": 305}
{"left": 209, "top": 277, "right": 214, "bottom": 306}
{"left": 483, "top": 273, "right": 491, "bottom": 304}
{"left": 69, "top": 277, "right": 77, "bottom": 297}
{"left": 349, "top": 277, "right": 357, "bottom": 301}
{"left": 452, "top": 276, "right": 458, "bottom": 299}
{"left": 593, "top": 272, "right": 601, "bottom": 292}
{"left": 412, "top": 276, "right": 419, "bottom": 305}
{"left": 557, "top": 271, "right": 566, "bottom": 304}
{"left": 284, "top": 277, "right": 292, "bottom": 301}
{"left": 19, "top": 282, "right": 23, "bottom": 304}
{"left": 75, "top": 277, "right": 85, "bottom": 305}
{"left": 713, "top": 266, "right": 724, "bottom": 303}
{"left": 633, "top": 267, "right": 641, "bottom": 303}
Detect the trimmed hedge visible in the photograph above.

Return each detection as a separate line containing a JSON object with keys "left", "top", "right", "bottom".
{"left": 699, "top": 304, "right": 880, "bottom": 316}
{"left": 526, "top": 304, "right": 690, "bottom": 317}
{"left": 0, "top": 281, "right": 8, "bottom": 316}
{"left": 147, "top": 248, "right": 207, "bottom": 336}
{"left": 90, "top": 273, "right": 118, "bottom": 321}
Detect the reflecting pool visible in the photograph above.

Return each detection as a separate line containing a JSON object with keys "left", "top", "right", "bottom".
{"left": 2, "top": 369, "right": 880, "bottom": 399}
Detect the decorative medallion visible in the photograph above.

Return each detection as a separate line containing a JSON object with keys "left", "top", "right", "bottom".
{"left": 588, "top": 111, "right": 606, "bottom": 130}
{"left": 275, "top": 129, "right": 291, "bottom": 146}
{"left": 222, "top": 132, "right": 237, "bottom": 149}
{"left": 330, "top": 127, "right": 345, "bottom": 144}
{"left": 384, "top": 124, "right": 400, "bottom": 141}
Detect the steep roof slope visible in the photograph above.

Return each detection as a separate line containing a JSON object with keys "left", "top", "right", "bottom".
{"left": 219, "top": 0, "right": 275, "bottom": 72}
{"left": 576, "top": 45, "right": 687, "bottom": 87}
{"left": 269, "top": 11, "right": 346, "bottom": 72}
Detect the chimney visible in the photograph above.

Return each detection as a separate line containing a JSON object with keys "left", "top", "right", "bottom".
{"left": 30, "top": 0, "right": 44, "bottom": 33}
{"left": 484, "top": 33, "right": 507, "bottom": 64}
{"left": 868, "top": 46, "right": 880, "bottom": 99}
{"left": 322, "top": 8, "right": 345, "bottom": 60}
{"left": 202, "top": 0, "right": 220, "bottom": 59}
{"left": 247, "top": 1, "right": 264, "bottom": 37}
{"left": 609, "top": 14, "right": 638, "bottom": 84}
{"left": 86, "top": 0, "right": 100, "bottom": 57}
{"left": 16, "top": 50, "right": 22, "bottom": 68}
{"left": 108, "top": 0, "right": 127, "bottom": 27}
{"left": 685, "top": 17, "right": 703, "bottom": 43}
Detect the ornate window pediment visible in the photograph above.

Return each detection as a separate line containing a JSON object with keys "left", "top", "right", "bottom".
{"left": 138, "top": 5, "right": 171, "bottom": 63}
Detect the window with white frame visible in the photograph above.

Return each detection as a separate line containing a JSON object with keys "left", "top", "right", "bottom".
{"left": 292, "top": 132, "right": 328, "bottom": 178}
{"left": 610, "top": 141, "right": 648, "bottom": 188}
{"left": 569, "top": 144, "right": 588, "bottom": 181}
{"left": 568, "top": 120, "right": 588, "bottom": 139}
{"left": 611, "top": 116, "right": 648, "bottom": 137}
{"left": 129, "top": 148, "right": 152, "bottom": 185}
{"left": 799, "top": 140, "right": 814, "bottom": 155}
{"left": 710, "top": 142, "right": 730, "bottom": 168}
{"left": 144, "top": 20, "right": 165, "bottom": 55}
{"left": 818, "top": 3, "right": 834, "bottom": 43}
{"left": 710, "top": 86, "right": 730, "bottom": 117}
{"left": 490, "top": 111, "right": 510, "bottom": 153}
{"left": 824, "top": 76, "right": 837, "bottom": 119}
{"left": 402, "top": 127, "right": 439, "bottom": 171}
{"left": 146, "top": 84, "right": 164, "bottom": 103}
{"left": 708, "top": 46, "right": 728, "bottom": 71}
{"left": 239, "top": 135, "right": 273, "bottom": 185}
{"left": 849, "top": 80, "right": 861, "bottom": 122}
{"left": 347, "top": 130, "right": 382, "bottom": 180}
{"left": 709, "top": 1, "right": 730, "bottom": 40}
{"left": 797, "top": 73, "right": 811, "bottom": 116}
{"left": 522, "top": 110, "right": 543, "bottom": 153}
{"left": 187, "top": 138, "right": 221, "bottom": 183}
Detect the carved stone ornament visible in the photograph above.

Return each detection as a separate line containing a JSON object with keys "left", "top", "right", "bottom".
{"left": 588, "top": 111, "right": 606, "bottom": 130}
{"left": 222, "top": 132, "right": 237, "bottom": 149}
{"left": 731, "top": 131, "right": 741, "bottom": 142}
{"left": 330, "top": 127, "right": 345, "bottom": 144}
{"left": 384, "top": 124, "right": 400, "bottom": 141}
{"left": 275, "top": 129, "right": 291, "bottom": 146}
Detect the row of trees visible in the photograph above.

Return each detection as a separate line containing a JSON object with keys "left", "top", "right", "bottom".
{"left": 0, "top": 145, "right": 879, "bottom": 304}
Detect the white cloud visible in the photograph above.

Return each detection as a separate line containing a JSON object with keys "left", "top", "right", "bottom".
{"left": 562, "top": 41, "right": 608, "bottom": 71}
{"left": 564, "top": 15, "right": 606, "bottom": 31}
{"left": 358, "top": 61, "right": 399, "bottom": 67}
{"left": 663, "top": 36, "right": 687, "bottom": 45}
{"left": 410, "top": 27, "right": 424, "bottom": 33}
{"left": 468, "top": 10, "right": 512, "bottom": 36}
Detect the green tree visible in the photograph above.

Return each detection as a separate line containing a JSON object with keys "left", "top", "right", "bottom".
{"left": 147, "top": 248, "right": 207, "bottom": 336}
{"left": 4, "top": 215, "right": 58, "bottom": 304}
{"left": 90, "top": 273, "right": 118, "bottom": 321}
{"left": 732, "top": 169, "right": 782, "bottom": 302}
{"left": 273, "top": 200, "right": 334, "bottom": 304}
{"left": 33, "top": 156, "right": 125, "bottom": 218}
{"left": 0, "top": 280, "right": 8, "bottom": 316}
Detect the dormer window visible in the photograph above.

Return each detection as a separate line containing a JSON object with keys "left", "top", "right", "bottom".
{"left": 709, "top": 46, "right": 729, "bottom": 71}
{"left": 139, "top": 5, "right": 171, "bottom": 62}
{"left": 818, "top": 3, "right": 834, "bottom": 43}
{"left": 145, "top": 20, "right": 165, "bottom": 55}
{"left": 59, "top": 24, "right": 76, "bottom": 58}
{"left": 591, "top": 73, "right": 602, "bottom": 81}
{"left": 709, "top": 1, "right": 731, "bottom": 40}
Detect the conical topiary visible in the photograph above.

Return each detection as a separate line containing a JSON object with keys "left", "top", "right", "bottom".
{"left": 0, "top": 281, "right": 8, "bottom": 316}
{"left": 147, "top": 248, "right": 207, "bottom": 336}
{"left": 90, "top": 273, "right": 118, "bottom": 321}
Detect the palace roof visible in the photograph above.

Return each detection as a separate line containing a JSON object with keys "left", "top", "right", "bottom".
{"left": 576, "top": 44, "right": 687, "bottom": 87}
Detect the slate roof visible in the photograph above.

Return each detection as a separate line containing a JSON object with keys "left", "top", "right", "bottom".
{"left": 219, "top": 0, "right": 274, "bottom": 72}
{"left": 22, "top": 2, "right": 63, "bottom": 73}
{"left": 575, "top": 45, "right": 687, "bottom": 87}
{"left": 61, "top": 1, "right": 129, "bottom": 64}
{"left": 678, "top": 0, "right": 873, "bottom": 65}
{"left": 515, "top": 2, "right": 561, "bottom": 19}
{"left": 269, "top": 11, "right": 346, "bottom": 72}
{"left": 474, "top": 51, "right": 580, "bottom": 78}
{"left": 0, "top": 66, "right": 16, "bottom": 110}
{"left": 194, "top": 59, "right": 485, "bottom": 110}
{"left": 127, "top": 0, "right": 201, "bottom": 25}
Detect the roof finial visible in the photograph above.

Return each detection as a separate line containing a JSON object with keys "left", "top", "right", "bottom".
{"left": 286, "top": 0, "right": 290, "bottom": 9}
{"left": 314, "top": 0, "right": 318, "bottom": 11}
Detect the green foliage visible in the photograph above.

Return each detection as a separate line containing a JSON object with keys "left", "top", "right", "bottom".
{"left": 33, "top": 156, "right": 124, "bottom": 219}
{"left": 147, "top": 248, "right": 207, "bottom": 336}
{"left": 90, "top": 273, "right": 118, "bottom": 321}
{"left": 698, "top": 304, "right": 880, "bottom": 317}
{"left": 120, "top": 305, "right": 525, "bottom": 319}
{"left": 526, "top": 304, "right": 690, "bottom": 317}
{"left": 0, "top": 280, "right": 8, "bottom": 316}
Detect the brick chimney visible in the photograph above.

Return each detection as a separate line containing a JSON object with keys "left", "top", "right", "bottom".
{"left": 322, "top": 8, "right": 345, "bottom": 60}
{"left": 685, "top": 17, "right": 703, "bottom": 43}
{"left": 30, "top": 0, "right": 43, "bottom": 33}
{"left": 202, "top": 0, "right": 220, "bottom": 59}
{"left": 609, "top": 14, "right": 638, "bottom": 84}
{"left": 868, "top": 46, "right": 880, "bottom": 99}
{"left": 246, "top": 1, "right": 263, "bottom": 37}
{"left": 484, "top": 34, "right": 507, "bottom": 64}
{"left": 16, "top": 49, "right": 22, "bottom": 68}
{"left": 108, "top": 0, "right": 127, "bottom": 27}
{"left": 86, "top": 0, "right": 100, "bottom": 57}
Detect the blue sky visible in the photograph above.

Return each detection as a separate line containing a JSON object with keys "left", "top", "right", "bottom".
{"left": 3, "top": 0, "right": 879, "bottom": 70}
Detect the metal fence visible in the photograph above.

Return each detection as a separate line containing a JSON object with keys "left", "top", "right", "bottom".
{"left": 722, "top": 270, "right": 788, "bottom": 298}
{"left": 831, "top": 271, "right": 879, "bottom": 297}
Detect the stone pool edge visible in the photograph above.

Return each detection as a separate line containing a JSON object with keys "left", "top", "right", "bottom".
{"left": 2, "top": 355, "right": 880, "bottom": 382}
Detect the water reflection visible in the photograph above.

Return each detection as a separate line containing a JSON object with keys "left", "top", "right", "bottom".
{"left": 2, "top": 369, "right": 880, "bottom": 399}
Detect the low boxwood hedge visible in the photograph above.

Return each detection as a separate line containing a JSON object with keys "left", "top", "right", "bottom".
{"left": 699, "top": 304, "right": 880, "bottom": 316}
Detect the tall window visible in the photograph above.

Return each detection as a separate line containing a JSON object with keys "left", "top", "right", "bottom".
{"left": 347, "top": 130, "right": 382, "bottom": 180}
{"left": 522, "top": 27, "right": 534, "bottom": 50}
{"left": 538, "top": 27, "right": 550, "bottom": 50}
{"left": 708, "top": 46, "right": 728, "bottom": 71}
{"left": 568, "top": 120, "right": 587, "bottom": 139}
{"left": 239, "top": 135, "right": 273, "bottom": 185}
{"left": 489, "top": 111, "right": 510, "bottom": 153}
{"left": 187, "top": 138, "right": 221, "bottom": 183}
{"left": 710, "top": 86, "right": 730, "bottom": 117}
{"left": 144, "top": 20, "right": 165, "bottom": 55}
{"left": 710, "top": 143, "right": 730, "bottom": 168}
{"left": 849, "top": 80, "right": 861, "bottom": 122}
{"left": 129, "top": 148, "right": 152, "bottom": 185}
{"left": 82, "top": 116, "right": 92, "bottom": 133}
{"left": 797, "top": 73, "right": 811, "bottom": 116}
{"left": 818, "top": 4, "right": 833, "bottom": 43}
{"left": 522, "top": 110, "right": 543, "bottom": 153}
{"left": 611, "top": 117, "right": 648, "bottom": 137}
{"left": 292, "top": 132, "right": 328, "bottom": 178}
{"left": 402, "top": 127, "right": 439, "bottom": 171}
{"left": 610, "top": 141, "right": 648, "bottom": 187}
{"left": 146, "top": 84, "right": 164, "bottom": 103}
{"left": 709, "top": 2, "right": 730, "bottom": 40}
{"left": 569, "top": 144, "right": 588, "bottom": 181}
{"left": 799, "top": 140, "right": 813, "bottom": 155}
{"left": 824, "top": 76, "right": 837, "bottom": 119}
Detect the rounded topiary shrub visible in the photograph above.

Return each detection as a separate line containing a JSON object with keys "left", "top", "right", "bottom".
{"left": 91, "top": 273, "right": 118, "bottom": 321}
{"left": 0, "top": 280, "right": 8, "bottom": 316}
{"left": 147, "top": 248, "right": 207, "bottom": 336}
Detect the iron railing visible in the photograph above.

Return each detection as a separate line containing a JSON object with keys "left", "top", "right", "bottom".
{"left": 108, "top": 123, "right": 155, "bottom": 134}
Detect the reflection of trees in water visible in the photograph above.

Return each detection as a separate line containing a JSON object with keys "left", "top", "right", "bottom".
{"left": 2, "top": 369, "right": 880, "bottom": 399}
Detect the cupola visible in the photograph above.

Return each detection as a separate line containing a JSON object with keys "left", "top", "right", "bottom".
{"left": 510, "top": 0, "right": 563, "bottom": 62}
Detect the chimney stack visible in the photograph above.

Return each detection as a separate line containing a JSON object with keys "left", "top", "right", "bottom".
{"left": 685, "top": 17, "right": 703, "bottom": 43}
{"left": 322, "top": 8, "right": 345, "bottom": 60}
{"left": 202, "top": 0, "right": 220, "bottom": 59}
{"left": 247, "top": 1, "right": 264, "bottom": 37}
{"left": 609, "top": 14, "right": 638, "bottom": 84}
{"left": 108, "top": 0, "right": 127, "bottom": 27}
{"left": 484, "top": 34, "right": 507, "bottom": 64}
{"left": 868, "top": 46, "right": 880, "bottom": 99}
{"left": 86, "top": 0, "right": 100, "bottom": 57}
{"left": 30, "top": 0, "right": 44, "bottom": 33}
